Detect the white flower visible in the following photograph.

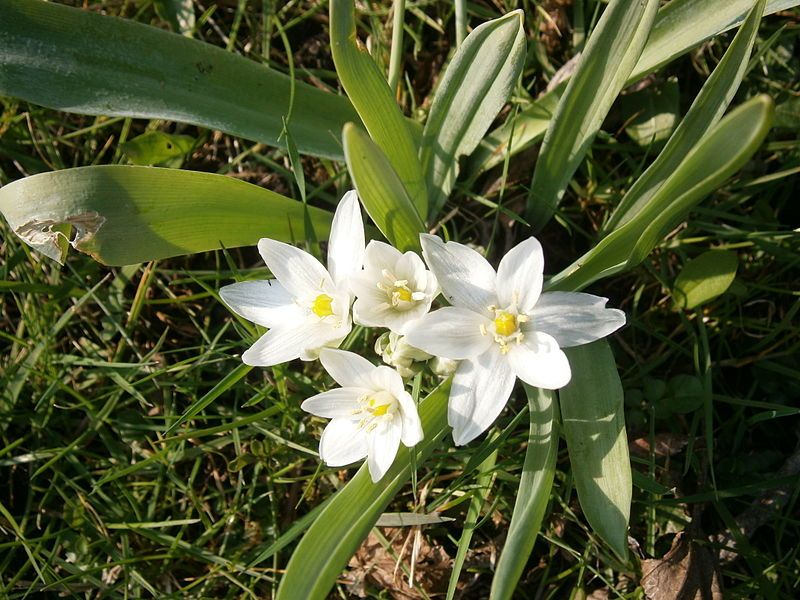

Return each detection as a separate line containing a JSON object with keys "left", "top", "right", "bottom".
{"left": 219, "top": 191, "right": 365, "bottom": 366}
{"left": 374, "top": 331, "right": 432, "bottom": 378}
{"left": 301, "top": 348, "right": 424, "bottom": 482}
{"left": 405, "top": 234, "right": 626, "bottom": 446}
{"left": 351, "top": 241, "right": 439, "bottom": 334}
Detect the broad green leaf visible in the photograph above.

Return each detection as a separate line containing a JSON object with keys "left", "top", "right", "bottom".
{"left": 490, "top": 386, "right": 558, "bottom": 600}
{"left": 343, "top": 123, "right": 426, "bottom": 253}
{"left": 673, "top": 250, "right": 738, "bottom": 310}
{"left": 275, "top": 381, "right": 451, "bottom": 600}
{"left": 421, "top": 10, "right": 526, "bottom": 216}
{"left": 619, "top": 77, "right": 679, "bottom": 148}
{"left": 606, "top": 0, "right": 765, "bottom": 231}
{"left": 560, "top": 340, "right": 631, "bottom": 559}
{"left": 526, "top": 0, "right": 660, "bottom": 229}
{"left": 0, "top": 166, "right": 332, "bottom": 265}
{"left": 329, "top": 0, "right": 427, "bottom": 216}
{"left": 121, "top": 131, "right": 196, "bottom": 166}
{"left": 549, "top": 95, "right": 774, "bottom": 292}
{"left": 470, "top": 0, "right": 796, "bottom": 176}
{"left": 0, "top": 0, "right": 358, "bottom": 159}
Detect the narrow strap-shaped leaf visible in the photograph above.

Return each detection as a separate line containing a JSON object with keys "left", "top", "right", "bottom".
{"left": 446, "top": 445, "right": 497, "bottom": 600}
{"left": 0, "top": 0, "right": 358, "bottom": 159}
{"left": 634, "top": 0, "right": 796, "bottom": 78}
{"left": 548, "top": 95, "right": 774, "bottom": 292}
{"left": 526, "top": 0, "right": 660, "bottom": 230}
{"left": 560, "top": 341, "right": 631, "bottom": 560}
{"left": 275, "top": 381, "right": 451, "bottom": 600}
{"left": 469, "top": 0, "right": 795, "bottom": 177}
{"left": 330, "top": 0, "right": 427, "bottom": 217}
{"left": 490, "top": 386, "right": 558, "bottom": 600}
{"left": 343, "top": 123, "right": 426, "bottom": 253}
{"left": 605, "top": 0, "right": 766, "bottom": 231}
{"left": 420, "top": 10, "right": 526, "bottom": 216}
{"left": 0, "top": 166, "right": 333, "bottom": 265}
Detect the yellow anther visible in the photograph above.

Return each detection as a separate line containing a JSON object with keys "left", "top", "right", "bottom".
{"left": 311, "top": 293, "right": 334, "bottom": 317}
{"left": 494, "top": 311, "right": 517, "bottom": 337}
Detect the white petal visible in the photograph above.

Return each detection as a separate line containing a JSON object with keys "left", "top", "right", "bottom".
{"left": 219, "top": 280, "right": 303, "bottom": 328}
{"left": 363, "top": 240, "right": 402, "bottom": 273}
{"left": 319, "top": 419, "right": 368, "bottom": 467}
{"left": 242, "top": 322, "right": 334, "bottom": 366}
{"left": 369, "top": 365, "right": 405, "bottom": 396}
{"left": 404, "top": 307, "right": 492, "bottom": 360}
{"left": 420, "top": 234, "right": 497, "bottom": 314}
{"left": 301, "top": 388, "right": 367, "bottom": 419}
{"left": 298, "top": 321, "right": 351, "bottom": 361}
{"left": 496, "top": 237, "right": 544, "bottom": 314}
{"left": 258, "top": 238, "right": 333, "bottom": 299}
{"left": 367, "top": 422, "right": 402, "bottom": 482}
{"left": 507, "top": 331, "right": 571, "bottom": 389}
{"left": 395, "top": 391, "right": 424, "bottom": 447}
{"left": 448, "top": 348, "right": 517, "bottom": 445}
{"left": 327, "top": 190, "right": 365, "bottom": 287}
{"left": 381, "top": 304, "right": 431, "bottom": 335}
{"left": 319, "top": 348, "right": 376, "bottom": 388}
{"left": 531, "top": 292, "right": 626, "bottom": 348}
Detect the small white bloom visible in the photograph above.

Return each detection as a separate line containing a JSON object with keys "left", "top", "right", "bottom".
{"left": 302, "top": 348, "right": 424, "bottom": 482}
{"left": 405, "top": 234, "right": 626, "bottom": 446}
{"left": 219, "top": 191, "right": 365, "bottom": 366}
{"left": 374, "top": 331, "right": 432, "bottom": 378}
{"left": 351, "top": 241, "right": 439, "bottom": 334}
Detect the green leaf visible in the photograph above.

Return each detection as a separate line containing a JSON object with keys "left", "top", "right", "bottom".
{"left": 549, "top": 95, "right": 774, "bottom": 292}
{"left": 606, "top": 0, "right": 765, "bottom": 231}
{"left": 420, "top": 10, "right": 526, "bottom": 216}
{"left": 490, "top": 386, "right": 558, "bottom": 600}
{"left": 619, "top": 77, "right": 680, "bottom": 148}
{"left": 1, "top": 0, "right": 358, "bottom": 159}
{"left": 153, "top": 0, "right": 195, "bottom": 36}
{"left": 121, "top": 131, "right": 196, "bottom": 166}
{"left": 275, "top": 381, "right": 451, "bottom": 600}
{"left": 470, "top": 0, "right": 796, "bottom": 176}
{"left": 560, "top": 341, "right": 631, "bottom": 559}
{"left": 634, "top": 0, "right": 796, "bottom": 78}
{"left": 329, "top": 0, "right": 427, "bottom": 216}
{"left": 0, "top": 166, "right": 332, "bottom": 265}
{"left": 526, "top": 0, "right": 660, "bottom": 229}
{"left": 673, "top": 250, "right": 738, "bottom": 310}
{"left": 446, "top": 445, "right": 497, "bottom": 600}
{"left": 343, "top": 123, "right": 426, "bottom": 253}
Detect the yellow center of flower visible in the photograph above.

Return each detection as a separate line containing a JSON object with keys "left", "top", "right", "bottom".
{"left": 494, "top": 311, "right": 518, "bottom": 337}
{"left": 394, "top": 286, "right": 413, "bottom": 302}
{"left": 354, "top": 392, "right": 397, "bottom": 430}
{"left": 311, "top": 293, "right": 334, "bottom": 317}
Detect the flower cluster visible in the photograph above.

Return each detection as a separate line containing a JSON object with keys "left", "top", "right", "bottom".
{"left": 220, "top": 192, "right": 625, "bottom": 481}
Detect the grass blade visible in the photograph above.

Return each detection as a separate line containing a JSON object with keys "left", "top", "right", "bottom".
{"left": 490, "top": 386, "right": 558, "bottom": 600}
{"left": 526, "top": 0, "right": 660, "bottom": 229}
{"left": 343, "top": 123, "right": 426, "bottom": 252}
{"left": 330, "top": 0, "right": 427, "bottom": 216}
{"left": 549, "top": 95, "right": 774, "bottom": 292}
{"left": 275, "top": 381, "right": 450, "bottom": 600}
{"left": 1, "top": 0, "right": 358, "bottom": 159}
{"left": 420, "top": 10, "right": 526, "bottom": 216}
{"left": 560, "top": 341, "right": 631, "bottom": 559}
{"left": 605, "top": 0, "right": 766, "bottom": 231}
{"left": 0, "top": 166, "right": 333, "bottom": 265}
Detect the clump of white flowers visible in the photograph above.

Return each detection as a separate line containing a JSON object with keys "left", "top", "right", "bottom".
{"left": 220, "top": 192, "right": 625, "bottom": 480}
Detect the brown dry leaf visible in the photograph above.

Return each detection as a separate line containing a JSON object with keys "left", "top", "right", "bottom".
{"left": 630, "top": 433, "right": 689, "bottom": 458}
{"left": 641, "top": 532, "right": 723, "bottom": 600}
{"left": 345, "top": 528, "right": 451, "bottom": 599}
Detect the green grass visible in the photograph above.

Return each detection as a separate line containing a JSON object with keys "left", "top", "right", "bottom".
{"left": 2, "top": 1, "right": 800, "bottom": 598}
